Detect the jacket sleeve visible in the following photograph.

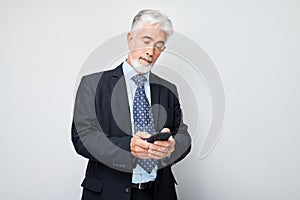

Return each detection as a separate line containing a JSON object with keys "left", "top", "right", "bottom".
{"left": 161, "top": 84, "right": 191, "bottom": 167}
{"left": 71, "top": 75, "right": 134, "bottom": 171}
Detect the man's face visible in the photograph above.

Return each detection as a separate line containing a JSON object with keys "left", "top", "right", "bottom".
{"left": 127, "top": 23, "right": 167, "bottom": 74}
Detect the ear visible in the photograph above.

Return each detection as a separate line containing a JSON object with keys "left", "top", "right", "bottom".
{"left": 127, "top": 32, "right": 133, "bottom": 49}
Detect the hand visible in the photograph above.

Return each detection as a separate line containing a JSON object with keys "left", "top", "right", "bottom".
{"left": 148, "top": 128, "right": 175, "bottom": 159}
{"left": 130, "top": 132, "right": 151, "bottom": 159}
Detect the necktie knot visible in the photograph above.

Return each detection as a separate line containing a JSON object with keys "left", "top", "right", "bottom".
{"left": 131, "top": 74, "right": 147, "bottom": 87}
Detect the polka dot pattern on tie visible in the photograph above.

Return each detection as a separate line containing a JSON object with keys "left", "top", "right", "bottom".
{"left": 131, "top": 74, "right": 157, "bottom": 173}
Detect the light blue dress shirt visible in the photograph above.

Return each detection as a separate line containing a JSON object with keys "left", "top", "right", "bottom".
{"left": 122, "top": 61, "right": 157, "bottom": 183}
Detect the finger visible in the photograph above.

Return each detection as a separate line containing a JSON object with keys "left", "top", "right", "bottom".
{"left": 133, "top": 145, "right": 148, "bottom": 152}
{"left": 168, "top": 136, "right": 175, "bottom": 143}
{"left": 134, "top": 131, "right": 151, "bottom": 139}
{"left": 132, "top": 136, "right": 150, "bottom": 148}
{"left": 161, "top": 128, "right": 170, "bottom": 133}
{"left": 148, "top": 150, "right": 168, "bottom": 159}
{"left": 149, "top": 144, "right": 170, "bottom": 154}
{"left": 131, "top": 147, "right": 151, "bottom": 159}
{"left": 153, "top": 140, "right": 170, "bottom": 147}
{"left": 148, "top": 154, "right": 162, "bottom": 160}
{"left": 134, "top": 138, "right": 150, "bottom": 149}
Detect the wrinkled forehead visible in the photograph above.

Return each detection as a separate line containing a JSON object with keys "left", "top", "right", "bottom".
{"left": 132, "top": 24, "right": 167, "bottom": 42}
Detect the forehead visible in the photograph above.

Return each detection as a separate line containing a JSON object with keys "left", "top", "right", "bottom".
{"left": 134, "top": 24, "right": 167, "bottom": 42}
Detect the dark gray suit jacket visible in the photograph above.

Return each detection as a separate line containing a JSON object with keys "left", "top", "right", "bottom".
{"left": 72, "top": 63, "right": 191, "bottom": 200}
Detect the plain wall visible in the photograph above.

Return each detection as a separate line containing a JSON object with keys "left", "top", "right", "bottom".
{"left": 1, "top": 0, "right": 299, "bottom": 199}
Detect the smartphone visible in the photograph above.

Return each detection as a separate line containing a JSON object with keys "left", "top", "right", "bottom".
{"left": 146, "top": 132, "right": 172, "bottom": 143}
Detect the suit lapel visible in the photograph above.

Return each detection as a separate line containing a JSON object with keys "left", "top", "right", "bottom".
{"left": 111, "top": 64, "right": 132, "bottom": 135}
{"left": 111, "top": 66, "right": 161, "bottom": 134}
{"left": 150, "top": 73, "right": 161, "bottom": 131}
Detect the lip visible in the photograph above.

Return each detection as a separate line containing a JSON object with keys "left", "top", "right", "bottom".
{"left": 140, "top": 57, "right": 152, "bottom": 64}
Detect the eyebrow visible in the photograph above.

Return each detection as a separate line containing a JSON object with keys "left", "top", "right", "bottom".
{"left": 141, "top": 36, "right": 165, "bottom": 45}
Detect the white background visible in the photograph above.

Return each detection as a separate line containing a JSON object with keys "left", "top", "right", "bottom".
{"left": 1, "top": 0, "right": 300, "bottom": 199}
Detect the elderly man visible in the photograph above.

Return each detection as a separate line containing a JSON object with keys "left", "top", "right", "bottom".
{"left": 72, "top": 9, "right": 191, "bottom": 200}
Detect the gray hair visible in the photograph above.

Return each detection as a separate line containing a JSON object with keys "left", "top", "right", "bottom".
{"left": 130, "top": 9, "right": 174, "bottom": 39}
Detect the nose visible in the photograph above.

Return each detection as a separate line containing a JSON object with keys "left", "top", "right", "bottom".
{"left": 145, "top": 46, "right": 154, "bottom": 57}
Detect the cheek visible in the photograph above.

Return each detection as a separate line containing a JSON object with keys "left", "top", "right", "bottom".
{"left": 152, "top": 52, "right": 161, "bottom": 61}
{"left": 130, "top": 49, "right": 144, "bottom": 60}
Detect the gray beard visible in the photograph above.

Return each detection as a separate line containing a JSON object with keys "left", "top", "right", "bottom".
{"left": 130, "top": 54, "right": 153, "bottom": 74}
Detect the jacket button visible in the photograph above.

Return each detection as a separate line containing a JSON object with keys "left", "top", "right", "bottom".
{"left": 125, "top": 187, "right": 130, "bottom": 193}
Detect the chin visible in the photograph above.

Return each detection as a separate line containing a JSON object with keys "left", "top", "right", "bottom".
{"left": 131, "top": 59, "right": 153, "bottom": 74}
{"left": 133, "top": 64, "right": 153, "bottom": 74}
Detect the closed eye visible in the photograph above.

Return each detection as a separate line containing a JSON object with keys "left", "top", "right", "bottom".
{"left": 143, "top": 40, "right": 151, "bottom": 44}
{"left": 141, "top": 36, "right": 153, "bottom": 44}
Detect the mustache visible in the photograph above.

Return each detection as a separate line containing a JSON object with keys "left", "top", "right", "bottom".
{"left": 139, "top": 56, "right": 153, "bottom": 63}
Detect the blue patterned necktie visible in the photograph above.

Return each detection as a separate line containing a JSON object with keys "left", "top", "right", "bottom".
{"left": 131, "top": 74, "right": 157, "bottom": 173}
